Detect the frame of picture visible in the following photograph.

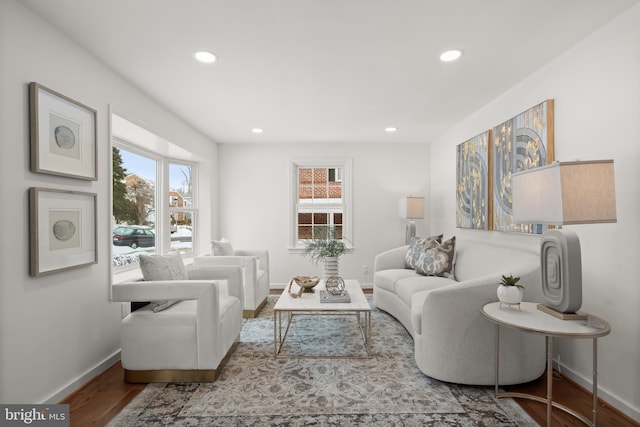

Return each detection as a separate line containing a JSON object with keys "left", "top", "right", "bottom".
{"left": 29, "top": 188, "right": 97, "bottom": 276}
{"left": 29, "top": 82, "right": 97, "bottom": 180}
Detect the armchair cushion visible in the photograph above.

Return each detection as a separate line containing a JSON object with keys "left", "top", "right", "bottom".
{"left": 138, "top": 253, "right": 188, "bottom": 312}
{"left": 211, "top": 239, "right": 234, "bottom": 256}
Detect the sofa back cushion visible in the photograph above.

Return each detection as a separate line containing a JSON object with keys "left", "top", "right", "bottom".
{"left": 453, "top": 240, "right": 538, "bottom": 282}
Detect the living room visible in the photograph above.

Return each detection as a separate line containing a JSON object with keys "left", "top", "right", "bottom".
{"left": 1, "top": 0, "right": 639, "bottom": 425}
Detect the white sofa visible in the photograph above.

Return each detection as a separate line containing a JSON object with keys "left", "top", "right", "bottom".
{"left": 373, "top": 239, "right": 546, "bottom": 385}
{"left": 112, "top": 265, "right": 243, "bottom": 383}
{"left": 194, "top": 249, "right": 270, "bottom": 318}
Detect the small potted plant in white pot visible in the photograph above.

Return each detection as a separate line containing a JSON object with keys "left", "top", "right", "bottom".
{"left": 497, "top": 274, "right": 524, "bottom": 306}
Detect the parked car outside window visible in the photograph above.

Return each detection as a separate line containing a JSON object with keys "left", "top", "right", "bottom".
{"left": 113, "top": 226, "right": 155, "bottom": 249}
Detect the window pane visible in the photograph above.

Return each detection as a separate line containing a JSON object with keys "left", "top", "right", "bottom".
{"left": 169, "top": 163, "right": 192, "bottom": 207}
{"left": 298, "top": 212, "right": 312, "bottom": 224}
{"left": 112, "top": 147, "right": 157, "bottom": 269}
{"left": 298, "top": 226, "right": 312, "bottom": 239}
{"left": 313, "top": 213, "right": 328, "bottom": 225}
{"left": 170, "top": 211, "right": 194, "bottom": 254}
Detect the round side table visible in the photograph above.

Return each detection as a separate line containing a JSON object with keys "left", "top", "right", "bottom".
{"left": 481, "top": 301, "right": 611, "bottom": 427}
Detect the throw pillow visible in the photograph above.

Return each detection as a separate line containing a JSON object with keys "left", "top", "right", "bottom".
{"left": 415, "top": 236, "right": 456, "bottom": 278}
{"left": 211, "top": 239, "right": 234, "bottom": 256}
{"left": 138, "top": 253, "right": 188, "bottom": 312}
{"left": 405, "top": 234, "right": 443, "bottom": 269}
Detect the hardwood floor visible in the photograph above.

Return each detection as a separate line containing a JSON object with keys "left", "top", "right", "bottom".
{"left": 61, "top": 361, "right": 638, "bottom": 427}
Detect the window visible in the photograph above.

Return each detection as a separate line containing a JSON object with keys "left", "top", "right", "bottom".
{"left": 168, "top": 162, "right": 195, "bottom": 255}
{"left": 290, "top": 159, "right": 352, "bottom": 249}
{"left": 112, "top": 144, "right": 197, "bottom": 271}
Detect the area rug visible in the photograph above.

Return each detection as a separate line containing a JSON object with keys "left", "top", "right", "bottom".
{"left": 108, "top": 296, "right": 536, "bottom": 426}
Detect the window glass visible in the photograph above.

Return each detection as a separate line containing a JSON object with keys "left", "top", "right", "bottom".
{"left": 291, "top": 160, "right": 351, "bottom": 248}
{"left": 169, "top": 162, "right": 195, "bottom": 254}
{"left": 112, "top": 147, "right": 157, "bottom": 269}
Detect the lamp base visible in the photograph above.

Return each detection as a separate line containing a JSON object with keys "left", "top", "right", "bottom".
{"left": 537, "top": 303, "right": 588, "bottom": 320}
{"left": 405, "top": 221, "right": 416, "bottom": 245}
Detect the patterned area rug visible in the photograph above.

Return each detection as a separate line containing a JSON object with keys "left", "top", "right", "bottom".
{"left": 108, "top": 296, "right": 536, "bottom": 426}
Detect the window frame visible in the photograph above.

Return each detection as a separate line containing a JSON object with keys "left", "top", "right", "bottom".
{"left": 289, "top": 158, "right": 353, "bottom": 251}
{"left": 112, "top": 138, "right": 198, "bottom": 271}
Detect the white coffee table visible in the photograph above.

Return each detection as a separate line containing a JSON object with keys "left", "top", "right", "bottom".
{"left": 273, "top": 279, "right": 371, "bottom": 358}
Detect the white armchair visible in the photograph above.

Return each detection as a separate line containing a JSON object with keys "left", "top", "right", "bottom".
{"left": 194, "top": 249, "right": 269, "bottom": 318}
{"left": 112, "top": 265, "right": 243, "bottom": 383}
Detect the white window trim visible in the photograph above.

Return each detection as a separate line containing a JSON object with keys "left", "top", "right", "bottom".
{"left": 288, "top": 158, "right": 353, "bottom": 251}
{"left": 111, "top": 138, "right": 199, "bottom": 272}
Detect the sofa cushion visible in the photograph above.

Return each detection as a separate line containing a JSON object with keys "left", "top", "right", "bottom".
{"left": 410, "top": 290, "right": 433, "bottom": 334}
{"left": 415, "top": 236, "right": 456, "bottom": 278}
{"left": 139, "top": 253, "right": 188, "bottom": 312}
{"left": 405, "top": 234, "right": 442, "bottom": 269}
{"left": 211, "top": 239, "right": 234, "bottom": 256}
{"left": 375, "top": 269, "right": 422, "bottom": 293}
{"left": 396, "top": 276, "right": 455, "bottom": 307}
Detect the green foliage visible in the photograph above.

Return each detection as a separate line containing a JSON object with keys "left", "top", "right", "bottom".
{"left": 112, "top": 147, "right": 134, "bottom": 224}
{"left": 500, "top": 274, "right": 524, "bottom": 288}
{"left": 303, "top": 227, "right": 352, "bottom": 265}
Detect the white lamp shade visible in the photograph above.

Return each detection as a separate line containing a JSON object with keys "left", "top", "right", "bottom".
{"left": 512, "top": 160, "right": 617, "bottom": 225}
{"left": 399, "top": 196, "right": 425, "bottom": 220}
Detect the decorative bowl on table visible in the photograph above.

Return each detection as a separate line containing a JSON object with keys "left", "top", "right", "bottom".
{"left": 288, "top": 276, "right": 319, "bottom": 298}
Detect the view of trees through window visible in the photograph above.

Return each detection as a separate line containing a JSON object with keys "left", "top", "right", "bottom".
{"left": 112, "top": 146, "right": 195, "bottom": 270}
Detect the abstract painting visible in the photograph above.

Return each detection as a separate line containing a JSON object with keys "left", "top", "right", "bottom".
{"left": 456, "top": 130, "right": 491, "bottom": 230}
{"left": 492, "top": 99, "right": 554, "bottom": 233}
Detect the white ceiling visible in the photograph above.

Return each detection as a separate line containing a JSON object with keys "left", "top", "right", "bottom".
{"left": 19, "top": 0, "right": 639, "bottom": 144}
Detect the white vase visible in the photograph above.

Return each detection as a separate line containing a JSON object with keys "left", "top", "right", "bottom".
{"left": 497, "top": 285, "right": 524, "bottom": 304}
{"left": 323, "top": 256, "right": 339, "bottom": 279}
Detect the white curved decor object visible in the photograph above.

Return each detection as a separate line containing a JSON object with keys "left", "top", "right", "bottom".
{"left": 540, "top": 229, "right": 582, "bottom": 313}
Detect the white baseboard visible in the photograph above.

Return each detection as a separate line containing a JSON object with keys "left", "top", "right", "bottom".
{"left": 44, "top": 351, "right": 121, "bottom": 404}
{"left": 555, "top": 360, "right": 640, "bottom": 422}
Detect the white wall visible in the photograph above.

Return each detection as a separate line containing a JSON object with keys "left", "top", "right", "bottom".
{"left": 218, "top": 143, "right": 430, "bottom": 285}
{"left": 430, "top": 5, "right": 640, "bottom": 419}
{"left": 0, "top": 0, "right": 217, "bottom": 403}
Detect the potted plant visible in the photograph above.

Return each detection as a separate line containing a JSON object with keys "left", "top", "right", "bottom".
{"left": 497, "top": 274, "right": 524, "bottom": 305}
{"left": 302, "top": 227, "right": 352, "bottom": 278}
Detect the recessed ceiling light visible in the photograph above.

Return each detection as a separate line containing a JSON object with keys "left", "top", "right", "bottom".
{"left": 194, "top": 51, "right": 217, "bottom": 64}
{"left": 385, "top": 127, "right": 398, "bottom": 133}
{"left": 252, "top": 128, "right": 264, "bottom": 134}
{"left": 440, "top": 49, "right": 462, "bottom": 62}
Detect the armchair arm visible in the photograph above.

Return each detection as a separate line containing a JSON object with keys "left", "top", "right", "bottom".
{"left": 234, "top": 249, "right": 270, "bottom": 273}
{"left": 194, "top": 255, "right": 258, "bottom": 305}
{"left": 112, "top": 279, "right": 224, "bottom": 303}
{"left": 374, "top": 245, "right": 409, "bottom": 272}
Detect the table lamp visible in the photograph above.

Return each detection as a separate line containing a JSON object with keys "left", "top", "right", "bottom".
{"left": 511, "top": 160, "right": 617, "bottom": 319}
{"left": 399, "top": 196, "right": 425, "bottom": 244}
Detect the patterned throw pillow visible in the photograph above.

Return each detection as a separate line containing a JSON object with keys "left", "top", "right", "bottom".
{"left": 138, "top": 253, "right": 188, "bottom": 312}
{"left": 405, "top": 234, "right": 443, "bottom": 269}
{"left": 211, "top": 239, "right": 234, "bottom": 256}
{"left": 415, "top": 236, "right": 456, "bottom": 278}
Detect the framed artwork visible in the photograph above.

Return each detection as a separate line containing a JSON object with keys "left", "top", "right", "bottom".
{"left": 456, "top": 130, "right": 492, "bottom": 230}
{"left": 29, "top": 82, "right": 97, "bottom": 180}
{"left": 29, "top": 188, "right": 97, "bottom": 276}
{"left": 492, "top": 99, "right": 554, "bottom": 233}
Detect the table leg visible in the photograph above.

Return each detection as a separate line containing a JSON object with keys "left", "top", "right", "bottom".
{"left": 546, "top": 335, "right": 554, "bottom": 426}
{"left": 495, "top": 324, "right": 500, "bottom": 396}
{"left": 593, "top": 338, "right": 598, "bottom": 426}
